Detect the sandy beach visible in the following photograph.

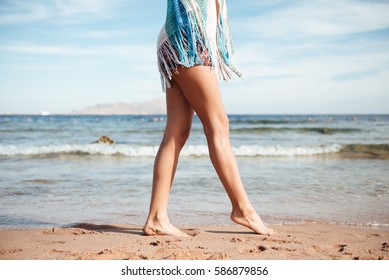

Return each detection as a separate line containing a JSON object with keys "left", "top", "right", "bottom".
{"left": 0, "top": 223, "right": 388, "bottom": 260}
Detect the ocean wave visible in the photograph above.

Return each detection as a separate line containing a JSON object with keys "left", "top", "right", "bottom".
{"left": 229, "top": 127, "right": 361, "bottom": 135}
{"left": 229, "top": 119, "right": 300, "bottom": 125}
{"left": 0, "top": 143, "right": 344, "bottom": 157}
{"left": 1, "top": 144, "right": 388, "bottom": 158}
{"left": 0, "top": 144, "right": 159, "bottom": 157}
{"left": 339, "top": 144, "right": 389, "bottom": 157}
{"left": 0, "top": 126, "right": 361, "bottom": 135}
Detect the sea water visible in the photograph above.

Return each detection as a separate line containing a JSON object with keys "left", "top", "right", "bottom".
{"left": 0, "top": 114, "right": 388, "bottom": 228}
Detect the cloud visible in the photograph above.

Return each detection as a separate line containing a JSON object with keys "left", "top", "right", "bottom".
{"left": 0, "top": 1, "right": 50, "bottom": 25}
{"left": 233, "top": 0, "right": 389, "bottom": 39}
{"left": 0, "top": 43, "right": 155, "bottom": 59}
{"left": 230, "top": 0, "right": 389, "bottom": 81}
{"left": 77, "top": 29, "right": 131, "bottom": 39}
{"left": 219, "top": 0, "right": 389, "bottom": 113}
{"left": 52, "top": 0, "right": 122, "bottom": 16}
{"left": 0, "top": 0, "right": 126, "bottom": 25}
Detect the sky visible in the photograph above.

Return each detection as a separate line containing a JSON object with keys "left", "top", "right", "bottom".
{"left": 0, "top": 0, "right": 389, "bottom": 114}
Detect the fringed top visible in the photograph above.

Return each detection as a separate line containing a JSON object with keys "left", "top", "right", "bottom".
{"left": 157, "top": 0, "right": 241, "bottom": 91}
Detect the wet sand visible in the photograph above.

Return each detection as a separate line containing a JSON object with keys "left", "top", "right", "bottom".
{"left": 0, "top": 223, "right": 388, "bottom": 260}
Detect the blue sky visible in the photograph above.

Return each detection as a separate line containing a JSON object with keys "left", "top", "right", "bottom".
{"left": 0, "top": 0, "right": 388, "bottom": 114}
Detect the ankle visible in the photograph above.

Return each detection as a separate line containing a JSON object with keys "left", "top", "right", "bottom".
{"left": 146, "top": 212, "right": 170, "bottom": 226}
{"left": 231, "top": 205, "right": 257, "bottom": 219}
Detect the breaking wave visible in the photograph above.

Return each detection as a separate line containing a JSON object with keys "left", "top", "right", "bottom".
{"left": 1, "top": 144, "right": 388, "bottom": 158}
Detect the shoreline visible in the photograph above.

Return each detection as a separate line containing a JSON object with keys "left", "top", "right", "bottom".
{"left": 1, "top": 223, "right": 388, "bottom": 260}
{"left": 1, "top": 220, "right": 389, "bottom": 231}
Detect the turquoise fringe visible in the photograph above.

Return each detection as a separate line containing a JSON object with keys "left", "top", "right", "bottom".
{"left": 158, "top": 0, "right": 241, "bottom": 91}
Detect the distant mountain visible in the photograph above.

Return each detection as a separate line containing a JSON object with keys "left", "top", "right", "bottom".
{"left": 70, "top": 98, "right": 166, "bottom": 115}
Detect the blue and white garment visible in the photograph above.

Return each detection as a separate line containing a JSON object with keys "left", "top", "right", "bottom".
{"left": 157, "top": 0, "right": 241, "bottom": 91}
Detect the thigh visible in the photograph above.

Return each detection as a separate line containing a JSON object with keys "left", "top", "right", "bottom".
{"left": 171, "top": 66, "right": 227, "bottom": 125}
{"left": 165, "top": 82, "right": 195, "bottom": 135}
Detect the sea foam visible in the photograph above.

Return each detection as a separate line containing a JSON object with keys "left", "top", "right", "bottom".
{"left": 0, "top": 144, "right": 342, "bottom": 157}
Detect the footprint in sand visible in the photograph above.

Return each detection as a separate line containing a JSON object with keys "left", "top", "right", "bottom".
{"left": 82, "top": 248, "right": 148, "bottom": 260}
{"left": 182, "top": 229, "right": 202, "bottom": 236}
{"left": 338, "top": 244, "right": 347, "bottom": 252}
{"left": 71, "top": 229, "right": 99, "bottom": 235}
{"left": 239, "top": 245, "right": 269, "bottom": 254}
{"left": 149, "top": 238, "right": 183, "bottom": 246}
{"left": 150, "top": 241, "right": 164, "bottom": 247}
{"left": 230, "top": 237, "right": 243, "bottom": 243}
{"left": 271, "top": 246, "right": 295, "bottom": 252}
{"left": 42, "top": 228, "right": 98, "bottom": 235}
{"left": 252, "top": 245, "right": 268, "bottom": 252}
{"left": 51, "top": 249, "right": 66, "bottom": 254}
{"left": 51, "top": 241, "right": 66, "bottom": 244}
{"left": 164, "top": 250, "right": 228, "bottom": 260}
{"left": 0, "top": 249, "right": 23, "bottom": 255}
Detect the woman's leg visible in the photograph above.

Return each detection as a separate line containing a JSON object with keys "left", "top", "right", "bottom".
{"left": 173, "top": 66, "right": 276, "bottom": 235}
{"left": 143, "top": 82, "right": 194, "bottom": 236}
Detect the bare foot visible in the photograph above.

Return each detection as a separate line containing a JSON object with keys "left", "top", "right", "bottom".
{"left": 230, "top": 212, "right": 277, "bottom": 235}
{"left": 143, "top": 223, "right": 189, "bottom": 237}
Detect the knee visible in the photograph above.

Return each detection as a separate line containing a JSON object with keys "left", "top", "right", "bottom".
{"left": 203, "top": 115, "right": 230, "bottom": 140}
{"left": 163, "top": 127, "right": 191, "bottom": 149}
